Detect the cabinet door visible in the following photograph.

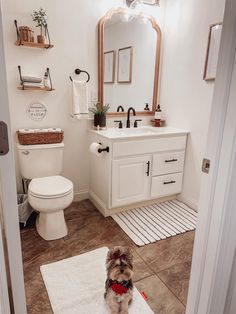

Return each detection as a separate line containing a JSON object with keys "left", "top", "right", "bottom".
{"left": 112, "top": 155, "right": 151, "bottom": 208}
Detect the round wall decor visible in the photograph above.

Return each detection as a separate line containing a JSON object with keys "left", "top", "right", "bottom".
{"left": 28, "top": 103, "right": 47, "bottom": 121}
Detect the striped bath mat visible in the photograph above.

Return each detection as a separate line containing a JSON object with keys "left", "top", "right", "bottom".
{"left": 112, "top": 200, "right": 197, "bottom": 246}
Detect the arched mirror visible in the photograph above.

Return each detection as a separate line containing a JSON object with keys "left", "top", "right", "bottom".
{"left": 98, "top": 8, "right": 161, "bottom": 116}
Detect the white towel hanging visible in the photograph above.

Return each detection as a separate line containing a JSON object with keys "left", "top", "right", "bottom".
{"left": 71, "top": 80, "right": 88, "bottom": 119}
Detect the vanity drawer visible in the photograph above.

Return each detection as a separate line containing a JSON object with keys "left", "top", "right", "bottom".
{"left": 113, "top": 136, "right": 187, "bottom": 157}
{"left": 152, "top": 151, "right": 185, "bottom": 176}
{"left": 151, "top": 173, "right": 183, "bottom": 198}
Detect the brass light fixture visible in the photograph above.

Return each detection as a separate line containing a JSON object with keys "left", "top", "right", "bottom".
{"left": 126, "top": 0, "right": 159, "bottom": 8}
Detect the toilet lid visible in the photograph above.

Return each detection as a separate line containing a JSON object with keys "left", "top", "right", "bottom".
{"left": 29, "top": 176, "right": 73, "bottom": 198}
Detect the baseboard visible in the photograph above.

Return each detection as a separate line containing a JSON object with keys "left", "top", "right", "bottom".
{"left": 177, "top": 194, "right": 198, "bottom": 211}
{"left": 73, "top": 190, "right": 89, "bottom": 202}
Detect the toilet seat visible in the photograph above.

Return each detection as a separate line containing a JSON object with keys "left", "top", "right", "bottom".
{"left": 29, "top": 175, "right": 73, "bottom": 199}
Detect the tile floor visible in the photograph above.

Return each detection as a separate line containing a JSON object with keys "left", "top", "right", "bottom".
{"left": 20, "top": 200, "right": 195, "bottom": 314}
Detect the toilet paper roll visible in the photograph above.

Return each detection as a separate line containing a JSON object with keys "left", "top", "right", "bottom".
{"left": 89, "top": 142, "right": 103, "bottom": 157}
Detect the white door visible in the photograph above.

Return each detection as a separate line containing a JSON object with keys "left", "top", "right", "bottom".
{"left": 112, "top": 155, "right": 151, "bottom": 207}
{"left": 186, "top": 0, "right": 236, "bottom": 312}
{"left": 0, "top": 4, "right": 27, "bottom": 314}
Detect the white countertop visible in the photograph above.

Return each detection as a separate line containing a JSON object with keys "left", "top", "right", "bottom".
{"left": 89, "top": 126, "right": 189, "bottom": 140}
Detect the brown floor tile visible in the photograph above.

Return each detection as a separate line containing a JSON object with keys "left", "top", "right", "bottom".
{"left": 136, "top": 231, "right": 195, "bottom": 273}
{"left": 132, "top": 250, "right": 154, "bottom": 282}
{"left": 157, "top": 261, "right": 192, "bottom": 305}
{"left": 135, "top": 275, "right": 185, "bottom": 314}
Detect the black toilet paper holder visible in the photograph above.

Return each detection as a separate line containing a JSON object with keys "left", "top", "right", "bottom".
{"left": 98, "top": 144, "right": 109, "bottom": 154}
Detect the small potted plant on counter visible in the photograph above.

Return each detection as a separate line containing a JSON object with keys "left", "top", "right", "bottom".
{"left": 89, "top": 103, "right": 110, "bottom": 129}
{"left": 31, "top": 8, "right": 47, "bottom": 44}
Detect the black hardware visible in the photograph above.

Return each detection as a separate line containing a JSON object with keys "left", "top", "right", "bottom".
{"left": 165, "top": 159, "right": 178, "bottom": 163}
{"left": 47, "top": 67, "right": 53, "bottom": 90}
{"left": 146, "top": 161, "right": 150, "bottom": 176}
{"left": 163, "top": 180, "right": 176, "bottom": 185}
{"left": 117, "top": 105, "right": 124, "bottom": 112}
{"left": 114, "top": 120, "right": 123, "bottom": 128}
{"left": 18, "top": 65, "right": 53, "bottom": 90}
{"left": 44, "top": 24, "right": 52, "bottom": 49}
{"left": 98, "top": 146, "right": 109, "bottom": 154}
{"left": 144, "top": 103, "right": 150, "bottom": 111}
{"left": 70, "top": 69, "right": 90, "bottom": 83}
{"left": 14, "top": 20, "right": 21, "bottom": 44}
{"left": 126, "top": 107, "right": 136, "bottom": 128}
{"left": 134, "top": 119, "right": 142, "bottom": 128}
{"left": 0, "top": 122, "right": 9, "bottom": 156}
{"left": 202, "top": 158, "right": 210, "bottom": 174}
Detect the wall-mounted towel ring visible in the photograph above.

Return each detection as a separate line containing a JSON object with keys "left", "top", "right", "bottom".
{"left": 69, "top": 68, "right": 90, "bottom": 83}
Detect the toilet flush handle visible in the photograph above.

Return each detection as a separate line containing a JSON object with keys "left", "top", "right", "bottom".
{"left": 22, "top": 150, "right": 29, "bottom": 155}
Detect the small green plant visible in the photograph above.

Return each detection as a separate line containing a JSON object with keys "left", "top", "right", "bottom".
{"left": 89, "top": 103, "right": 110, "bottom": 115}
{"left": 31, "top": 8, "right": 47, "bottom": 35}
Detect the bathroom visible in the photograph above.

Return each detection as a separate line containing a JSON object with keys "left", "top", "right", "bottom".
{"left": 1, "top": 0, "right": 236, "bottom": 313}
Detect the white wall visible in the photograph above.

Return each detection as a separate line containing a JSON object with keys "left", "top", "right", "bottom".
{"left": 160, "top": 0, "right": 225, "bottom": 208}
{"left": 104, "top": 18, "right": 157, "bottom": 111}
{"left": 2, "top": 0, "right": 165, "bottom": 198}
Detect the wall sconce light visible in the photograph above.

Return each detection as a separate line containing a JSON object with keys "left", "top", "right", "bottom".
{"left": 126, "top": 0, "right": 159, "bottom": 8}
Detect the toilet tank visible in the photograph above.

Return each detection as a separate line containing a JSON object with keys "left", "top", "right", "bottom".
{"left": 17, "top": 143, "right": 64, "bottom": 179}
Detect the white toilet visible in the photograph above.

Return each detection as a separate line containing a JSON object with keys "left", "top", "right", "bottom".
{"left": 17, "top": 142, "right": 73, "bottom": 241}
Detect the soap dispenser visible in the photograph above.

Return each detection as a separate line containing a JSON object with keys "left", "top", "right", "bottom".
{"left": 155, "top": 104, "right": 162, "bottom": 120}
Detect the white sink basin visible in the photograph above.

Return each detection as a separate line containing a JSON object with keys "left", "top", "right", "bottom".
{"left": 90, "top": 126, "right": 189, "bottom": 140}
{"left": 115, "top": 127, "right": 157, "bottom": 136}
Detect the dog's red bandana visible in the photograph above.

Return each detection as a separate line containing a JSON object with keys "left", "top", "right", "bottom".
{"left": 111, "top": 283, "right": 128, "bottom": 295}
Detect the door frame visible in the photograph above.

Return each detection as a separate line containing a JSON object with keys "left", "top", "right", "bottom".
{"left": 186, "top": 0, "right": 236, "bottom": 312}
{"left": 0, "top": 2, "right": 27, "bottom": 314}
{"left": 0, "top": 207, "right": 11, "bottom": 314}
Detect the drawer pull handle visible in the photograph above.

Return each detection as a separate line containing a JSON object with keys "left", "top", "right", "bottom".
{"left": 163, "top": 180, "right": 176, "bottom": 185}
{"left": 146, "top": 161, "right": 150, "bottom": 176}
{"left": 165, "top": 159, "right": 178, "bottom": 163}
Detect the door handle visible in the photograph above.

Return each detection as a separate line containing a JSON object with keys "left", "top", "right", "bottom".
{"left": 146, "top": 161, "right": 150, "bottom": 176}
{"left": 165, "top": 159, "right": 178, "bottom": 163}
{"left": 163, "top": 180, "right": 176, "bottom": 185}
{"left": 0, "top": 121, "right": 9, "bottom": 156}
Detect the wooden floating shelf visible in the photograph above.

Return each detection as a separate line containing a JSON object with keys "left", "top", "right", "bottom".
{"left": 15, "top": 40, "right": 54, "bottom": 49}
{"left": 17, "top": 85, "right": 55, "bottom": 91}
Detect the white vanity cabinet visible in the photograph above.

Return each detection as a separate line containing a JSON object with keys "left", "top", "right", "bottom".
{"left": 89, "top": 127, "right": 188, "bottom": 217}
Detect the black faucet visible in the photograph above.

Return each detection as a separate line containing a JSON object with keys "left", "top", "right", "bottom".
{"left": 126, "top": 107, "right": 136, "bottom": 128}
{"left": 117, "top": 105, "right": 124, "bottom": 112}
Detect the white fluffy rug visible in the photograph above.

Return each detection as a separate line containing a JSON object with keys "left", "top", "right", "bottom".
{"left": 40, "top": 247, "right": 153, "bottom": 314}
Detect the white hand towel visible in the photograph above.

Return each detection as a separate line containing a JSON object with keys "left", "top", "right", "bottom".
{"left": 72, "top": 80, "right": 88, "bottom": 118}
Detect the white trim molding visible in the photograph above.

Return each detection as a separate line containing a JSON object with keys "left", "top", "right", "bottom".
{"left": 73, "top": 190, "right": 89, "bottom": 202}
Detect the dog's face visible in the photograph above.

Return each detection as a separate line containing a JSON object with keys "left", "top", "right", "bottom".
{"left": 106, "top": 246, "right": 133, "bottom": 282}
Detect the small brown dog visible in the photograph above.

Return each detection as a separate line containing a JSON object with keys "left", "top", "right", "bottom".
{"left": 104, "top": 246, "right": 134, "bottom": 314}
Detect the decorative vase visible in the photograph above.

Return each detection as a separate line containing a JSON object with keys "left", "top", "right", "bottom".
{"left": 94, "top": 113, "right": 106, "bottom": 128}
{"left": 37, "top": 35, "right": 45, "bottom": 44}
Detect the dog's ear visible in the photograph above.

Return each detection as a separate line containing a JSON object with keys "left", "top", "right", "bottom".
{"left": 107, "top": 247, "right": 120, "bottom": 262}
{"left": 123, "top": 247, "right": 133, "bottom": 267}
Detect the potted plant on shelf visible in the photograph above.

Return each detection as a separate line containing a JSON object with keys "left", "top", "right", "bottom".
{"left": 89, "top": 103, "right": 110, "bottom": 129}
{"left": 31, "top": 8, "right": 47, "bottom": 44}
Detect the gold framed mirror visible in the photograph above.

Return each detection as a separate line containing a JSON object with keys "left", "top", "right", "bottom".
{"left": 98, "top": 8, "right": 162, "bottom": 116}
